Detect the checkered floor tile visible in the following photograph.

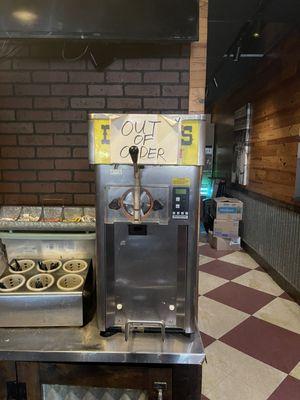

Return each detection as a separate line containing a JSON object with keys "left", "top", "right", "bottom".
{"left": 198, "top": 242, "right": 300, "bottom": 400}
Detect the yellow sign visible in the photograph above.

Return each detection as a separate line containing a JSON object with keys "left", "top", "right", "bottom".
{"left": 180, "top": 119, "right": 200, "bottom": 165}
{"left": 89, "top": 114, "right": 203, "bottom": 166}
{"left": 172, "top": 177, "right": 191, "bottom": 186}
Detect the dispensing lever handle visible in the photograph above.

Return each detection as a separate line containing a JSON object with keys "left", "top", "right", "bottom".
{"left": 129, "top": 145, "right": 139, "bottom": 165}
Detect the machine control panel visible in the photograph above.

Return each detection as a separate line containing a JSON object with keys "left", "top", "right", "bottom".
{"left": 172, "top": 187, "right": 189, "bottom": 219}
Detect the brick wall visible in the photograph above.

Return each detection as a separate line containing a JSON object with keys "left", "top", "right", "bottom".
{"left": 0, "top": 43, "right": 190, "bottom": 206}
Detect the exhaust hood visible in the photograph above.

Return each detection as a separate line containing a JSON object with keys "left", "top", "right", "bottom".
{"left": 0, "top": 0, "right": 199, "bottom": 42}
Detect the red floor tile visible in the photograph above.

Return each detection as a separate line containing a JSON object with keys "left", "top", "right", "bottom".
{"left": 205, "top": 282, "right": 275, "bottom": 314}
{"left": 220, "top": 316, "right": 300, "bottom": 373}
{"left": 198, "top": 244, "right": 234, "bottom": 259}
{"left": 200, "top": 331, "right": 216, "bottom": 348}
{"left": 199, "top": 259, "right": 249, "bottom": 280}
{"left": 268, "top": 376, "right": 300, "bottom": 399}
{"left": 201, "top": 395, "right": 209, "bottom": 400}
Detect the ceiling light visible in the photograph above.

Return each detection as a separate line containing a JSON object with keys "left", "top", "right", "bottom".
{"left": 12, "top": 10, "right": 38, "bottom": 25}
{"left": 252, "top": 20, "right": 262, "bottom": 39}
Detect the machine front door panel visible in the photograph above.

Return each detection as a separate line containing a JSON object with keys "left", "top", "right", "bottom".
{"left": 110, "top": 223, "right": 181, "bottom": 328}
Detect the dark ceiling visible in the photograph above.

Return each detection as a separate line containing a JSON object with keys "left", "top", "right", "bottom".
{"left": 206, "top": 0, "right": 300, "bottom": 108}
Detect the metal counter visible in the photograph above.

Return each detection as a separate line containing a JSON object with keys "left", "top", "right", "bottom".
{"left": 0, "top": 317, "right": 205, "bottom": 365}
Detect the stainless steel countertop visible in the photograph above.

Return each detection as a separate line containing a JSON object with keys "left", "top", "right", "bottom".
{"left": 0, "top": 317, "right": 205, "bottom": 365}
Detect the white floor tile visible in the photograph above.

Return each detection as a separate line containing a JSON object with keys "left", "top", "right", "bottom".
{"left": 198, "top": 271, "right": 228, "bottom": 295}
{"left": 199, "top": 255, "right": 215, "bottom": 265}
{"left": 203, "top": 341, "right": 286, "bottom": 400}
{"left": 290, "top": 362, "right": 300, "bottom": 380}
{"left": 254, "top": 297, "right": 300, "bottom": 334}
{"left": 219, "top": 251, "right": 259, "bottom": 269}
{"left": 198, "top": 296, "right": 249, "bottom": 339}
{"left": 232, "top": 270, "right": 284, "bottom": 296}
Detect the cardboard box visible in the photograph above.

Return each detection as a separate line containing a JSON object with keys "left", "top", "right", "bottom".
{"left": 213, "top": 197, "right": 243, "bottom": 220}
{"left": 208, "top": 231, "right": 241, "bottom": 251}
{"left": 213, "top": 219, "right": 239, "bottom": 239}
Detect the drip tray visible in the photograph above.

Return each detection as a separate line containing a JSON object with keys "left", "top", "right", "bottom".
{"left": 0, "top": 259, "right": 93, "bottom": 328}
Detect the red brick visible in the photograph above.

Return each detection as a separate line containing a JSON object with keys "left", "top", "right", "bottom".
{"left": 37, "top": 147, "right": 71, "bottom": 158}
{"left": 0, "top": 122, "right": 33, "bottom": 134}
{"left": 180, "top": 98, "right": 189, "bottom": 110}
{"left": 4, "top": 194, "right": 38, "bottom": 205}
{"left": 0, "top": 60, "right": 11, "bottom": 70}
{"left": 69, "top": 72, "right": 104, "bottom": 83}
{"left": 71, "top": 123, "right": 88, "bottom": 134}
{"left": 124, "top": 85, "right": 160, "bottom": 96}
{"left": 87, "top": 59, "right": 123, "bottom": 70}
{"left": 20, "top": 159, "right": 54, "bottom": 170}
{"left": 0, "top": 84, "right": 13, "bottom": 95}
{"left": 32, "top": 71, "right": 68, "bottom": 83}
{"left": 144, "top": 72, "right": 179, "bottom": 83}
{"left": 13, "top": 59, "right": 48, "bottom": 70}
{"left": 0, "top": 159, "right": 18, "bottom": 169}
{"left": 72, "top": 147, "right": 88, "bottom": 158}
{"left": 55, "top": 159, "right": 89, "bottom": 170}
{"left": 125, "top": 59, "right": 160, "bottom": 70}
{"left": 18, "top": 135, "right": 53, "bottom": 146}
{"left": 0, "top": 183, "right": 20, "bottom": 193}
{"left": 0, "top": 135, "right": 17, "bottom": 145}
{"left": 0, "top": 110, "right": 15, "bottom": 121}
{"left": 74, "top": 194, "right": 95, "bottom": 205}
{"left": 16, "top": 110, "right": 51, "bottom": 121}
{"left": 22, "top": 182, "right": 55, "bottom": 193}
{"left": 15, "top": 84, "right": 50, "bottom": 96}
{"left": 162, "top": 58, "right": 189, "bottom": 70}
{"left": 181, "top": 72, "right": 189, "bottom": 83}
{"left": 53, "top": 110, "right": 87, "bottom": 121}
{"left": 74, "top": 171, "right": 95, "bottom": 181}
{"left": 51, "top": 84, "right": 87, "bottom": 96}
{"left": 39, "top": 194, "right": 73, "bottom": 205}
{"left": 88, "top": 84, "right": 123, "bottom": 96}
{"left": 107, "top": 98, "right": 141, "bottom": 109}
{"left": 106, "top": 71, "right": 142, "bottom": 83}
{"left": 13, "top": 46, "right": 30, "bottom": 57}
{"left": 0, "top": 72, "right": 30, "bottom": 83}
{"left": 50, "top": 59, "right": 86, "bottom": 70}
{"left": 35, "top": 122, "right": 70, "bottom": 134}
{"left": 34, "top": 97, "right": 68, "bottom": 109}
{"left": 38, "top": 170, "right": 72, "bottom": 181}
{"left": 0, "top": 97, "right": 32, "bottom": 108}
{"left": 54, "top": 135, "right": 87, "bottom": 146}
{"left": 162, "top": 85, "right": 188, "bottom": 96}
{"left": 105, "top": 59, "right": 124, "bottom": 70}
{"left": 56, "top": 182, "right": 89, "bottom": 193}
{"left": 71, "top": 97, "right": 105, "bottom": 109}
{"left": 3, "top": 171, "right": 36, "bottom": 181}
{"left": 1, "top": 147, "right": 35, "bottom": 158}
{"left": 143, "top": 98, "right": 178, "bottom": 110}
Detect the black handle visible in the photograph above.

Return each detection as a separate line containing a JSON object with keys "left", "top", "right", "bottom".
{"left": 129, "top": 145, "right": 139, "bottom": 164}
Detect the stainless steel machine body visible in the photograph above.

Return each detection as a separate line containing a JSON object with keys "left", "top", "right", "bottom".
{"left": 96, "top": 165, "right": 200, "bottom": 333}
{"left": 90, "top": 113, "right": 206, "bottom": 335}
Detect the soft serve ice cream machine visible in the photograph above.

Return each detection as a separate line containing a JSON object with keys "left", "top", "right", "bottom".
{"left": 89, "top": 113, "right": 206, "bottom": 338}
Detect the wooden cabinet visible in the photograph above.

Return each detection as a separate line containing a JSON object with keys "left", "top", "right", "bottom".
{"left": 0, "top": 361, "right": 201, "bottom": 400}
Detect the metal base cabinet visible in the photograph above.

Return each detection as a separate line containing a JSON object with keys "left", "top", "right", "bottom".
{"left": 0, "top": 361, "right": 202, "bottom": 400}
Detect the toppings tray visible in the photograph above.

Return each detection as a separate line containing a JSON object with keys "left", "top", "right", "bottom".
{"left": 0, "top": 206, "right": 96, "bottom": 231}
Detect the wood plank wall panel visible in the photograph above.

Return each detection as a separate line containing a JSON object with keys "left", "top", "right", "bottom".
{"left": 212, "top": 32, "right": 300, "bottom": 205}
{"left": 189, "top": 0, "right": 208, "bottom": 113}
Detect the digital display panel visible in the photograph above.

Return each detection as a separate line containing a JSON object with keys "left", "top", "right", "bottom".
{"left": 175, "top": 189, "right": 187, "bottom": 195}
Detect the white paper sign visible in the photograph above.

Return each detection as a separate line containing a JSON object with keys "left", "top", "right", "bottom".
{"left": 110, "top": 114, "right": 180, "bottom": 164}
